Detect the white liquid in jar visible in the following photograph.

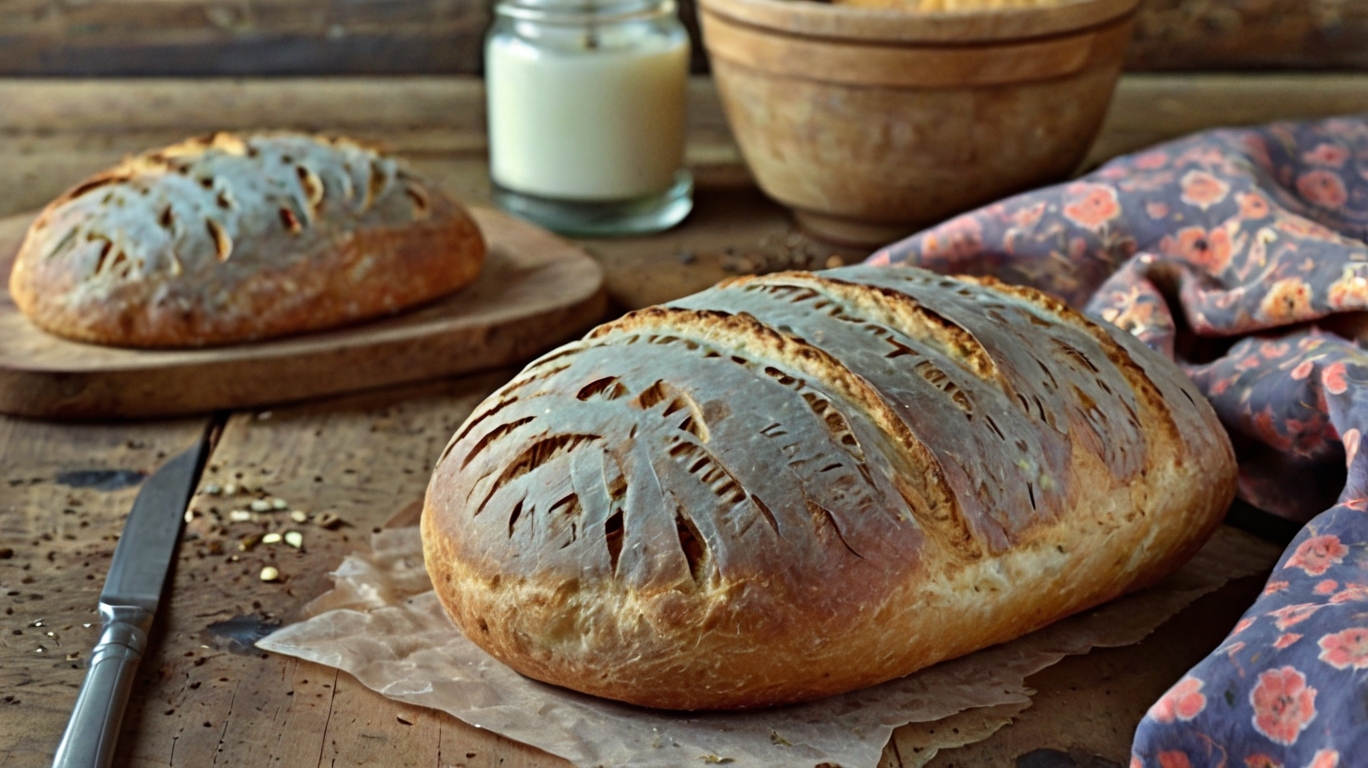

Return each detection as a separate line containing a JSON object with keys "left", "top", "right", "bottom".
{"left": 486, "top": 28, "right": 689, "bottom": 202}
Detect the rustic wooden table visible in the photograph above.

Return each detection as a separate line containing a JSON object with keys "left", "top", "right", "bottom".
{"left": 0, "top": 74, "right": 1359, "bottom": 768}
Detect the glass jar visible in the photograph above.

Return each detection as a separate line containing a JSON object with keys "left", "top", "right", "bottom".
{"left": 485, "top": 0, "right": 693, "bottom": 236}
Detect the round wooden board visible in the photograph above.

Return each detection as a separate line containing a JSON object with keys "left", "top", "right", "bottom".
{"left": 0, "top": 207, "right": 607, "bottom": 419}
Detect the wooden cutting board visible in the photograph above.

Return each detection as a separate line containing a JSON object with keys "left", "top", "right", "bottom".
{"left": 0, "top": 206, "right": 606, "bottom": 419}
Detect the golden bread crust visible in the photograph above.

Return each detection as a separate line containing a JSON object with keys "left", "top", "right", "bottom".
{"left": 9, "top": 132, "right": 484, "bottom": 348}
{"left": 422, "top": 266, "right": 1235, "bottom": 710}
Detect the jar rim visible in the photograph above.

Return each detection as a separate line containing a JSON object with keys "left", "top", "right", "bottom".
{"left": 496, "top": 0, "right": 676, "bottom": 23}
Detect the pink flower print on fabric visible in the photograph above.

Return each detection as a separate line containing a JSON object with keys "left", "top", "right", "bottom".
{"left": 1238, "top": 191, "right": 1272, "bottom": 219}
{"left": 1148, "top": 676, "right": 1208, "bottom": 724}
{"left": 1329, "top": 583, "right": 1368, "bottom": 603}
{"left": 1162, "top": 226, "right": 1234, "bottom": 274}
{"left": 1275, "top": 633, "right": 1304, "bottom": 649}
{"left": 1321, "top": 363, "right": 1349, "bottom": 395}
{"left": 1062, "top": 183, "right": 1122, "bottom": 230}
{"left": 1284, "top": 535, "right": 1348, "bottom": 576}
{"left": 1343, "top": 429, "right": 1361, "bottom": 469}
{"left": 1249, "top": 666, "right": 1317, "bottom": 746}
{"left": 1301, "top": 144, "right": 1349, "bottom": 168}
{"left": 1270, "top": 604, "right": 1326, "bottom": 631}
{"left": 1317, "top": 627, "right": 1368, "bottom": 670}
{"left": 863, "top": 117, "right": 1368, "bottom": 767}
{"left": 1296, "top": 170, "right": 1348, "bottom": 209}
{"left": 1180, "top": 170, "right": 1231, "bottom": 209}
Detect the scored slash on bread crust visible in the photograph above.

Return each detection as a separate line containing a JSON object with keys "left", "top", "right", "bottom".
{"left": 422, "top": 266, "right": 1236, "bottom": 711}
{"left": 8, "top": 132, "right": 484, "bottom": 348}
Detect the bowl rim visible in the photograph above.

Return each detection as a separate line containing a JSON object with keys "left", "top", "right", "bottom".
{"left": 697, "top": 0, "right": 1140, "bottom": 43}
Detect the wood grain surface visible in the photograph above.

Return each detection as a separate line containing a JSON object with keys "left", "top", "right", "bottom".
{"left": 2, "top": 74, "right": 1366, "bottom": 310}
{"left": 2, "top": 74, "right": 1368, "bottom": 220}
{"left": 0, "top": 370, "right": 1279, "bottom": 768}
{"left": 0, "top": 0, "right": 491, "bottom": 76}
{"left": 0, "top": 415, "right": 215, "bottom": 767}
{"left": 3, "top": 0, "right": 1368, "bottom": 77}
{"left": 0, "top": 207, "right": 606, "bottom": 419}
{"left": 1127, "top": 0, "right": 1368, "bottom": 71}
{"left": 0, "top": 74, "right": 1350, "bottom": 767}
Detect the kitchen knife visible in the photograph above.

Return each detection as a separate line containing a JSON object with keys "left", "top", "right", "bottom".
{"left": 52, "top": 435, "right": 209, "bottom": 768}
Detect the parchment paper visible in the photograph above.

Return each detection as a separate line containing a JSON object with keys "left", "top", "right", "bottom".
{"left": 258, "top": 526, "right": 1278, "bottom": 768}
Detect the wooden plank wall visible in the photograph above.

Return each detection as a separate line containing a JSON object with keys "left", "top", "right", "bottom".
{"left": 0, "top": 0, "right": 491, "bottom": 75}
{"left": 0, "top": 0, "right": 1364, "bottom": 76}
{"left": 1129, "top": 0, "right": 1368, "bottom": 70}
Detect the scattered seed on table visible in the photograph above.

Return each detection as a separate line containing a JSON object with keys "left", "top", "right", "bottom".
{"left": 316, "top": 512, "right": 342, "bottom": 529}
{"left": 262, "top": 533, "right": 282, "bottom": 545}
{"left": 250, "top": 500, "right": 271, "bottom": 513}
{"left": 229, "top": 510, "right": 251, "bottom": 522}
{"left": 289, "top": 510, "right": 308, "bottom": 524}
{"left": 204, "top": 483, "right": 222, "bottom": 495}
{"left": 271, "top": 498, "right": 288, "bottom": 510}
{"left": 224, "top": 483, "right": 238, "bottom": 496}
{"left": 284, "top": 531, "right": 303, "bottom": 549}
{"left": 239, "top": 534, "right": 261, "bottom": 551}
{"left": 259, "top": 567, "right": 280, "bottom": 582}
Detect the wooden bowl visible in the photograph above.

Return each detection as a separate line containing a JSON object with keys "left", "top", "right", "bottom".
{"left": 698, "top": 0, "right": 1139, "bottom": 246}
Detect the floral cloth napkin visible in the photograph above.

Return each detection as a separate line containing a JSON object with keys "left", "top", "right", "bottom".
{"left": 867, "top": 117, "right": 1368, "bottom": 768}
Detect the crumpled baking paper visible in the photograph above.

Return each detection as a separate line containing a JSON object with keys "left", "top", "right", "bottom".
{"left": 258, "top": 525, "right": 1278, "bottom": 768}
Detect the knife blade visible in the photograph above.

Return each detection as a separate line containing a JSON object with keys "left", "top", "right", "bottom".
{"left": 52, "top": 435, "right": 209, "bottom": 768}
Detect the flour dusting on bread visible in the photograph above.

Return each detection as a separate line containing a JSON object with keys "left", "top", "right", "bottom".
{"left": 422, "top": 266, "right": 1235, "bottom": 710}
{"left": 10, "top": 132, "right": 484, "bottom": 348}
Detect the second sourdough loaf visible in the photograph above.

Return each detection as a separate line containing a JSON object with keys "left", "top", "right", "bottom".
{"left": 423, "top": 266, "right": 1236, "bottom": 710}
{"left": 9, "top": 132, "right": 484, "bottom": 348}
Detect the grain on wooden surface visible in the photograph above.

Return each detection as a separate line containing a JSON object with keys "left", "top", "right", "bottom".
{"left": 16, "top": 372, "right": 1259, "bottom": 768}
{"left": 105, "top": 372, "right": 562, "bottom": 767}
{"left": 0, "top": 376, "right": 1279, "bottom": 768}
{"left": 0, "top": 416, "right": 210, "bottom": 768}
{"left": 0, "top": 72, "right": 1337, "bottom": 767}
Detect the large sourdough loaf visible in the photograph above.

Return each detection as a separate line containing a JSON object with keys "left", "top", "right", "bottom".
{"left": 9, "top": 132, "right": 484, "bottom": 348}
{"left": 422, "top": 266, "right": 1235, "bottom": 710}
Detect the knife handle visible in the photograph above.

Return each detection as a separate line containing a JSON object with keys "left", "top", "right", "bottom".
{"left": 51, "top": 604, "right": 153, "bottom": 768}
